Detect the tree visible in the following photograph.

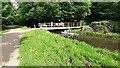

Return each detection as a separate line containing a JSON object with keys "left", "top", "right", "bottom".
{"left": 16, "top": 2, "right": 91, "bottom": 27}
{"left": 112, "top": 1, "right": 120, "bottom": 21}
{"left": 86, "top": 2, "right": 120, "bottom": 22}
{"left": 86, "top": 2, "right": 115, "bottom": 22}
{"left": 2, "top": 2, "right": 15, "bottom": 25}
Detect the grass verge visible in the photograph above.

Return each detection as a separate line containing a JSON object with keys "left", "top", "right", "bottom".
{"left": 20, "top": 30, "right": 119, "bottom": 66}
{"left": 0, "top": 29, "right": 9, "bottom": 35}
{"left": 10, "top": 25, "right": 28, "bottom": 29}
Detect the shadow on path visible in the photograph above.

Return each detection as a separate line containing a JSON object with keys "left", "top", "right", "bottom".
{"left": 1, "top": 33, "right": 22, "bottom": 62}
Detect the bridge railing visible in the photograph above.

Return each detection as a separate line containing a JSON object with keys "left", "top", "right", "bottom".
{"left": 38, "top": 22, "right": 81, "bottom": 28}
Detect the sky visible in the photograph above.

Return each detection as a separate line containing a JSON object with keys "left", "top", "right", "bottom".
{"left": 10, "top": 0, "right": 15, "bottom": 2}
{"left": 10, "top": 0, "right": 18, "bottom": 8}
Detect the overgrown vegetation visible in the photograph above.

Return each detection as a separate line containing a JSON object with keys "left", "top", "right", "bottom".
{"left": 20, "top": 30, "right": 119, "bottom": 66}
{"left": 90, "top": 21, "right": 120, "bottom": 33}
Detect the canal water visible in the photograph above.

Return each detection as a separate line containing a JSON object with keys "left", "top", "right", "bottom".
{"left": 60, "top": 32, "right": 119, "bottom": 51}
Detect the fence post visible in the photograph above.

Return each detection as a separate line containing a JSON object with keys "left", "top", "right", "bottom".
{"left": 51, "top": 22, "right": 53, "bottom": 27}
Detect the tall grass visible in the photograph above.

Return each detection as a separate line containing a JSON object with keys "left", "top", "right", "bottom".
{"left": 20, "top": 30, "right": 119, "bottom": 66}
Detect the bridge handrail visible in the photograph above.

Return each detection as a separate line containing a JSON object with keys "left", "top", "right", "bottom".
{"left": 38, "top": 22, "right": 81, "bottom": 28}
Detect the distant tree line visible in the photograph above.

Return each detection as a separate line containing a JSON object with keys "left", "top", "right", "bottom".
{"left": 86, "top": 2, "right": 120, "bottom": 22}
{"left": 1, "top": 2, "right": 120, "bottom": 28}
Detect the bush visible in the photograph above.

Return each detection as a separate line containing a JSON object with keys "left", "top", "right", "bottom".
{"left": 112, "top": 21, "right": 120, "bottom": 33}
{"left": 90, "top": 20, "right": 114, "bottom": 33}
{"left": 82, "top": 27, "right": 94, "bottom": 32}
{"left": 2, "top": 24, "right": 8, "bottom": 30}
{"left": 80, "top": 20, "right": 87, "bottom": 26}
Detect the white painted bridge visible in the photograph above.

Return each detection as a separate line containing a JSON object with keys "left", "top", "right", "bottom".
{"left": 40, "top": 27, "right": 82, "bottom": 30}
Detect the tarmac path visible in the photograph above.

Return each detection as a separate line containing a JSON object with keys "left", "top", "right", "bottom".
{"left": 0, "top": 28, "right": 37, "bottom": 67}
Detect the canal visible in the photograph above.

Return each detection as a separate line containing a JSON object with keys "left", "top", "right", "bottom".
{"left": 59, "top": 32, "right": 119, "bottom": 51}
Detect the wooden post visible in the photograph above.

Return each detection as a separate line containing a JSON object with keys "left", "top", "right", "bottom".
{"left": 51, "top": 22, "right": 53, "bottom": 27}
{"left": 34, "top": 24, "right": 36, "bottom": 28}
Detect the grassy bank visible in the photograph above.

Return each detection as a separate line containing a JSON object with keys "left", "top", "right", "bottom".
{"left": 71, "top": 29, "right": 120, "bottom": 39}
{"left": 6, "top": 25, "right": 28, "bottom": 29}
{"left": 0, "top": 29, "right": 9, "bottom": 35}
{"left": 20, "top": 30, "right": 119, "bottom": 66}
{"left": 0, "top": 25, "right": 28, "bottom": 35}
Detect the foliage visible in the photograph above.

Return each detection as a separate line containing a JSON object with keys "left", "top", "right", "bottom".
{"left": 111, "top": 1, "right": 120, "bottom": 21}
{"left": 112, "top": 21, "right": 120, "bottom": 33}
{"left": 2, "top": 2, "right": 15, "bottom": 25}
{"left": 2, "top": 2, "right": 120, "bottom": 33}
{"left": 90, "top": 21, "right": 111, "bottom": 33}
{"left": 20, "top": 30, "right": 119, "bottom": 66}
{"left": 79, "top": 20, "right": 87, "bottom": 26}
{"left": 2, "top": 24, "right": 8, "bottom": 30}
{"left": 5, "top": 2, "right": 91, "bottom": 27}
{"left": 87, "top": 2, "right": 120, "bottom": 22}
{"left": 90, "top": 21, "right": 120, "bottom": 33}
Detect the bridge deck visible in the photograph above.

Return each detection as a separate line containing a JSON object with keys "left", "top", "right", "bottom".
{"left": 41, "top": 27, "right": 81, "bottom": 30}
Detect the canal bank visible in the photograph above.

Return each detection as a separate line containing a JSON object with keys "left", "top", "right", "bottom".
{"left": 59, "top": 32, "right": 119, "bottom": 51}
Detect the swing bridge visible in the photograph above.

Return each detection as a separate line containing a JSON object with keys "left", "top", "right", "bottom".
{"left": 38, "top": 22, "right": 83, "bottom": 33}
